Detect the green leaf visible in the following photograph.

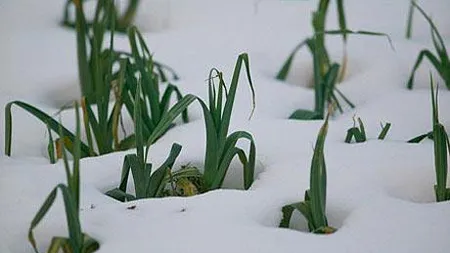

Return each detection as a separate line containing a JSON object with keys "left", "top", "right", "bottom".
{"left": 336, "top": 0, "right": 347, "bottom": 43}
{"left": 5, "top": 101, "right": 92, "bottom": 157}
{"left": 280, "top": 204, "right": 296, "bottom": 228}
{"left": 309, "top": 114, "right": 329, "bottom": 230}
{"left": 28, "top": 184, "right": 83, "bottom": 253}
{"left": 405, "top": 0, "right": 416, "bottom": 39}
{"left": 322, "top": 29, "right": 394, "bottom": 50}
{"left": 407, "top": 131, "right": 433, "bottom": 143}
{"left": 145, "top": 94, "right": 196, "bottom": 160}
{"left": 146, "top": 143, "right": 182, "bottom": 197}
{"left": 377, "top": 122, "right": 391, "bottom": 140}
{"left": 47, "top": 125, "right": 56, "bottom": 164}
{"left": 289, "top": 109, "right": 322, "bottom": 120}
{"left": 105, "top": 188, "right": 136, "bottom": 202}
{"left": 276, "top": 39, "right": 309, "bottom": 81}
{"left": 407, "top": 50, "right": 441, "bottom": 89}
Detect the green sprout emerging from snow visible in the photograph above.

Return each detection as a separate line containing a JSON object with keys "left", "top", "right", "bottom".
{"left": 280, "top": 114, "right": 336, "bottom": 234}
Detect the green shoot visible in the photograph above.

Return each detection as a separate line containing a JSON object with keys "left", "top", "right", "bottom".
{"left": 377, "top": 122, "right": 391, "bottom": 140}
{"left": 117, "top": 27, "right": 189, "bottom": 149}
{"left": 112, "top": 53, "right": 257, "bottom": 194}
{"left": 277, "top": 0, "right": 390, "bottom": 119}
{"left": 429, "top": 77, "right": 450, "bottom": 202}
{"left": 280, "top": 114, "right": 336, "bottom": 234}
{"left": 105, "top": 82, "right": 196, "bottom": 201}
{"left": 62, "top": 0, "right": 140, "bottom": 33}
{"left": 407, "top": 1, "right": 450, "bottom": 90}
{"left": 345, "top": 117, "right": 366, "bottom": 143}
{"left": 197, "top": 53, "right": 257, "bottom": 190}
{"left": 28, "top": 103, "right": 100, "bottom": 253}
{"left": 5, "top": 4, "right": 187, "bottom": 159}
{"left": 345, "top": 117, "right": 391, "bottom": 143}
{"left": 407, "top": 75, "right": 450, "bottom": 201}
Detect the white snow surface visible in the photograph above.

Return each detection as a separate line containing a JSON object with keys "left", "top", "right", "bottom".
{"left": 1, "top": 0, "right": 450, "bottom": 252}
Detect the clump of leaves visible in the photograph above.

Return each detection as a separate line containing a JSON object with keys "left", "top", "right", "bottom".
{"left": 165, "top": 164, "right": 206, "bottom": 197}
{"left": 62, "top": 0, "right": 140, "bottom": 33}
{"left": 406, "top": 1, "right": 450, "bottom": 90}
{"left": 280, "top": 114, "right": 336, "bottom": 234}
{"left": 197, "top": 53, "right": 257, "bottom": 191}
{"left": 116, "top": 26, "right": 187, "bottom": 148}
{"left": 96, "top": 53, "right": 257, "bottom": 201}
{"left": 28, "top": 103, "right": 100, "bottom": 253}
{"left": 5, "top": 2, "right": 187, "bottom": 159}
{"left": 277, "top": 0, "right": 391, "bottom": 120}
{"left": 105, "top": 83, "right": 197, "bottom": 201}
{"left": 345, "top": 117, "right": 391, "bottom": 143}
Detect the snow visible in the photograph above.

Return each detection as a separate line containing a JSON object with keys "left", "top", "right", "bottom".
{"left": 1, "top": 0, "right": 450, "bottom": 252}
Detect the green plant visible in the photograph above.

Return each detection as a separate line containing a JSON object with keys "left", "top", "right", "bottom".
{"left": 197, "top": 53, "right": 257, "bottom": 190}
{"left": 407, "top": 1, "right": 450, "bottom": 90}
{"left": 5, "top": 5, "right": 188, "bottom": 159}
{"left": 5, "top": 1, "right": 120, "bottom": 157}
{"left": 280, "top": 114, "right": 336, "bottom": 234}
{"left": 344, "top": 117, "right": 391, "bottom": 143}
{"left": 406, "top": 76, "right": 450, "bottom": 201}
{"left": 116, "top": 26, "right": 188, "bottom": 147}
{"left": 28, "top": 103, "right": 100, "bottom": 253}
{"left": 62, "top": 0, "right": 140, "bottom": 32}
{"left": 345, "top": 117, "right": 366, "bottom": 143}
{"left": 429, "top": 77, "right": 450, "bottom": 202}
{"left": 277, "top": 0, "right": 390, "bottom": 120}
{"left": 99, "top": 53, "right": 257, "bottom": 200}
{"left": 105, "top": 83, "right": 199, "bottom": 201}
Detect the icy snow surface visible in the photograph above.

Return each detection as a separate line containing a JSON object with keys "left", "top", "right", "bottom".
{"left": 1, "top": 0, "right": 450, "bottom": 252}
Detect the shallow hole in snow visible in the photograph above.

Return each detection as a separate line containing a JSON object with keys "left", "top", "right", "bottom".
{"left": 279, "top": 54, "right": 365, "bottom": 91}
{"left": 98, "top": 155, "right": 266, "bottom": 201}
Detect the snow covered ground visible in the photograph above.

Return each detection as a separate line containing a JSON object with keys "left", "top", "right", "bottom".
{"left": 1, "top": 0, "right": 450, "bottom": 252}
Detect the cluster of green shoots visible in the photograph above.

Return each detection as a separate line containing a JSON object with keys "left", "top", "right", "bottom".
{"left": 4, "top": 1, "right": 258, "bottom": 249}
{"left": 106, "top": 53, "right": 257, "bottom": 201}
{"left": 62, "top": 0, "right": 140, "bottom": 32}
{"left": 12, "top": 1, "right": 450, "bottom": 251}
{"left": 105, "top": 83, "right": 197, "bottom": 201}
{"left": 345, "top": 117, "right": 391, "bottom": 143}
{"left": 404, "top": 2, "right": 450, "bottom": 202}
{"left": 280, "top": 115, "right": 336, "bottom": 234}
{"left": 29, "top": 104, "right": 100, "bottom": 253}
{"left": 277, "top": 0, "right": 390, "bottom": 120}
{"left": 406, "top": 1, "right": 450, "bottom": 90}
{"left": 5, "top": 0, "right": 185, "bottom": 158}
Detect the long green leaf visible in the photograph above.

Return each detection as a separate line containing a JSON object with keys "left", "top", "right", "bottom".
{"left": 309, "top": 114, "right": 329, "bottom": 229}
{"left": 145, "top": 95, "right": 196, "bottom": 161}
{"left": 407, "top": 50, "right": 441, "bottom": 89}
{"left": 28, "top": 184, "right": 83, "bottom": 253}
{"left": 276, "top": 39, "right": 309, "bottom": 80}
{"left": 5, "top": 101, "right": 92, "bottom": 157}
